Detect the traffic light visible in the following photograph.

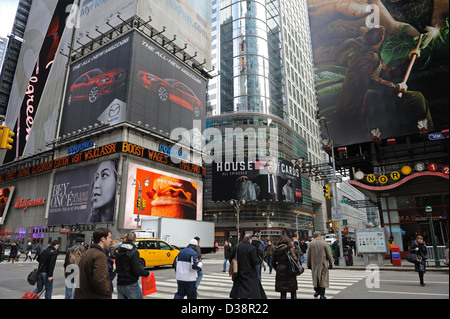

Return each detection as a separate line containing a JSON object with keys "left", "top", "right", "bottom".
{"left": 136, "top": 198, "right": 142, "bottom": 208}
{"left": 326, "top": 221, "right": 333, "bottom": 229}
{"left": 0, "top": 126, "right": 14, "bottom": 150}
{"left": 323, "top": 184, "right": 330, "bottom": 198}
{"left": 141, "top": 199, "right": 146, "bottom": 209}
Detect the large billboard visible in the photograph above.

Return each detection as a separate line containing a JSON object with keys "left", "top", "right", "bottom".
{"left": 124, "top": 162, "right": 203, "bottom": 229}
{"left": 48, "top": 159, "right": 118, "bottom": 225}
{"left": 128, "top": 32, "right": 207, "bottom": 133}
{"left": 59, "top": 34, "right": 132, "bottom": 135}
{"left": 212, "top": 158, "right": 303, "bottom": 203}
{"left": 3, "top": 0, "right": 75, "bottom": 164}
{"left": 137, "top": 0, "right": 212, "bottom": 70}
{"left": 59, "top": 31, "right": 206, "bottom": 137}
{"left": 307, "top": 0, "right": 449, "bottom": 147}
{"left": 0, "top": 186, "right": 15, "bottom": 225}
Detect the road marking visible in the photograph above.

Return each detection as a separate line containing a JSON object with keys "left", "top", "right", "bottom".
{"left": 369, "top": 290, "right": 449, "bottom": 297}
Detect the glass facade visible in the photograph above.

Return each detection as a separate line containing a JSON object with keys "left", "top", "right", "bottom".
{"left": 219, "top": 0, "right": 284, "bottom": 118}
{"left": 380, "top": 192, "right": 449, "bottom": 252}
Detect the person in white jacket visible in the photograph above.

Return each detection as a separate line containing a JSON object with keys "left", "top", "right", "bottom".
{"left": 174, "top": 239, "right": 203, "bottom": 299}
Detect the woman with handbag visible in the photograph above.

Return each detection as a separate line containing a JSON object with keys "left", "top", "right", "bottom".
{"left": 410, "top": 235, "right": 427, "bottom": 287}
{"left": 272, "top": 235, "right": 299, "bottom": 299}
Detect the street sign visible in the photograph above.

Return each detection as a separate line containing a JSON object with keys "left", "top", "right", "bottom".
{"left": 332, "top": 205, "right": 343, "bottom": 221}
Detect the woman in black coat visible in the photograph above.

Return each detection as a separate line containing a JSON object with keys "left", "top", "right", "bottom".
{"left": 229, "top": 235, "right": 267, "bottom": 299}
{"left": 410, "top": 235, "right": 427, "bottom": 286}
{"left": 272, "top": 235, "right": 298, "bottom": 299}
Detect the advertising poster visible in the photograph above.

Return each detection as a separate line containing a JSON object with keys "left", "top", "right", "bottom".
{"left": 59, "top": 34, "right": 132, "bottom": 135}
{"left": 307, "top": 0, "right": 449, "bottom": 147}
{"left": 128, "top": 32, "right": 207, "bottom": 134}
{"left": 124, "top": 162, "right": 203, "bottom": 229}
{"left": 355, "top": 228, "right": 388, "bottom": 254}
{"left": 138, "top": 0, "right": 212, "bottom": 70}
{"left": 0, "top": 187, "right": 15, "bottom": 225}
{"left": 212, "top": 158, "right": 303, "bottom": 203}
{"left": 48, "top": 159, "right": 118, "bottom": 225}
{"left": 3, "top": 0, "right": 74, "bottom": 164}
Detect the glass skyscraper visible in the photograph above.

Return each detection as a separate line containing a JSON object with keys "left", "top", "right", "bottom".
{"left": 205, "top": 0, "right": 326, "bottom": 242}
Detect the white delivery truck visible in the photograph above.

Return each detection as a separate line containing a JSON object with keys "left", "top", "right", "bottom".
{"left": 140, "top": 217, "right": 215, "bottom": 253}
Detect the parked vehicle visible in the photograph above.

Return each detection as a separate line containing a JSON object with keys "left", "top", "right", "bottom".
{"left": 324, "top": 234, "right": 337, "bottom": 244}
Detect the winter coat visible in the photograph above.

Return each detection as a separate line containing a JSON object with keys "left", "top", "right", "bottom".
{"left": 272, "top": 244, "right": 298, "bottom": 293}
{"left": 37, "top": 245, "right": 59, "bottom": 277}
{"left": 224, "top": 244, "right": 232, "bottom": 260}
{"left": 410, "top": 240, "right": 427, "bottom": 273}
{"left": 74, "top": 244, "right": 112, "bottom": 299}
{"left": 175, "top": 245, "right": 203, "bottom": 282}
{"left": 307, "top": 238, "right": 334, "bottom": 288}
{"left": 229, "top": 240, "right": 267, "bottom": 299}
{"left": 116, "top": 242, "right": 150, "bottom": 286}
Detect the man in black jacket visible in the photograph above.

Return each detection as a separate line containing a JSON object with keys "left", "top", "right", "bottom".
{"left": 33, "top": 240, "right": 60, "bottom": 299}
{"left": 116, "top": 232, "right": 150, "bottom": 299}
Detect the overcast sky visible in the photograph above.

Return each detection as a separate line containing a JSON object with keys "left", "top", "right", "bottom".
{"left": 0, "top": 0, "right": 19, "bottom": 38}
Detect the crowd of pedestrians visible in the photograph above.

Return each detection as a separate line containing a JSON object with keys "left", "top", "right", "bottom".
{"left": 1, "top": 229, "right": 435, "bottom": 299}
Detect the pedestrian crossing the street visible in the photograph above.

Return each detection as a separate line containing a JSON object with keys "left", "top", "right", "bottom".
{"left": 146, "top": 260, "right": 369, "bottom": 300}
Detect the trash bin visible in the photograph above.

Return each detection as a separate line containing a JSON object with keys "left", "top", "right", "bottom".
{"left": 391, "top": 245, "right": 401, "bottom": 266}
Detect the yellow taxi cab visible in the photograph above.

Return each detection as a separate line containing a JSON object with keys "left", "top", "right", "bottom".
{"left": 134, "top": 238, "right": 180, "bottom": 268}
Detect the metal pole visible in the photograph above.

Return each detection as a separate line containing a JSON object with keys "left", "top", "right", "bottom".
{"left": 331, "top": 144, "right": 345, "bottom": 266}
{"left": 321, "top": 117, "right": 345, "bottom": 266}
{"left": 137, "top": 187, "right": 142, "bottom": 229}
{"left": 428, "top": 213, "right": 441, "bottom": 267}
{"left": 236, "top": 204, "right": 240, "bottom": 244}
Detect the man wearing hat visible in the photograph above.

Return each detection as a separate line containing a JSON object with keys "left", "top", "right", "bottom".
{"left": 64, "top": 237, "right": 86, "bottom": 299}
{"left": 174, "top": 239, "right": 203, "bottom": 299}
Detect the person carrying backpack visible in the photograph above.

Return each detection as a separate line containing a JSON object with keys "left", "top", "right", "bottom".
{"left": 64, "top": 237, "right": 87, "bottom": 299}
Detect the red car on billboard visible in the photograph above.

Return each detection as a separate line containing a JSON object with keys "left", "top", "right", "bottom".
{"left": 67, "top": 67, "right": 126, "bottom": 105}
{"left": 137, "top": 70, "right": 202, "bottom": 116}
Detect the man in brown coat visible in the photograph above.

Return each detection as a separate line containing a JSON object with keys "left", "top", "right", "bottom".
{"left": 307, "top": 231, "right": 334, "bottom": 299}
{"left": 74, "top": 228, "right": 112, "bottom": 299}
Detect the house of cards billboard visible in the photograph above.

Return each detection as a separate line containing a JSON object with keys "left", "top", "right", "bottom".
{"left": 212, "top": 158, "right": 303, "bottom": 203}
{"left": 307, "top": 0, "right": 449, "bottom": 147}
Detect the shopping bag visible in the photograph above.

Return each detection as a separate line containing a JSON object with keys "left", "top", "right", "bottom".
{"left": 142, "top": 273, "right": 157, "bottom": 296}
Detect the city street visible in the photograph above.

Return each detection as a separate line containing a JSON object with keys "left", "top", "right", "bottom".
{"left": 0, "top": 253, "right": 448, "bottom": 300}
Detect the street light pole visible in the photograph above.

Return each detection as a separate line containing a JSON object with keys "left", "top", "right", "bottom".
{"left": 132, "top": 177, "right": 150, "bottom": 230}
{"left": 426, "top": 206, "right": 441, "bottom": 267}
{"left": 320, "top": 117, "right": 345, "bottom": 266}
{"left": 230, "top": 199, "right": 245, "bottom": 243}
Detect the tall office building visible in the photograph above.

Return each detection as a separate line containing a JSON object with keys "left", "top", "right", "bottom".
{"left": 0, "top": 0, "right": 31, "bottom": 115}
{"left": 205, "top": 0, "right": 326, "bottom": 242}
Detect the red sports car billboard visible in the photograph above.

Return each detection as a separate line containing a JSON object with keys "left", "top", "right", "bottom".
{"left": 59, "top": 31, "right": 206, "bottom": 137}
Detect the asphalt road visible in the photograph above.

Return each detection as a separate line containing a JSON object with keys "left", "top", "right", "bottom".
{"left": 0, "top": 253, "right": 448, "bottom": 300}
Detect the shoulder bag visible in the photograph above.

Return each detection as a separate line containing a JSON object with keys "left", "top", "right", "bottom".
{"left": 287, "top": 251, "right": 304, "bottom": 276}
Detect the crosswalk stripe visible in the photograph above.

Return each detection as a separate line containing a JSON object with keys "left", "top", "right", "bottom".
{"left": 144, "top": 269, "right": 368, "bottom": 299}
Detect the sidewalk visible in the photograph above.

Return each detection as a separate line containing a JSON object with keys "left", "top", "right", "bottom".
{"left": 334, "top": 255, "right": 449, "bottom": 272}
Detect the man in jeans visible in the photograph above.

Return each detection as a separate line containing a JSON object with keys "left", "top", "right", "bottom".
{"left": 115, "top": 232, "right": 150, "bottom": 299}
{"left": 33, "top": 240, "right": 60, "bottom": 299}
{"left": 174, "top": 239, "right": 203, "bottom": 299}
